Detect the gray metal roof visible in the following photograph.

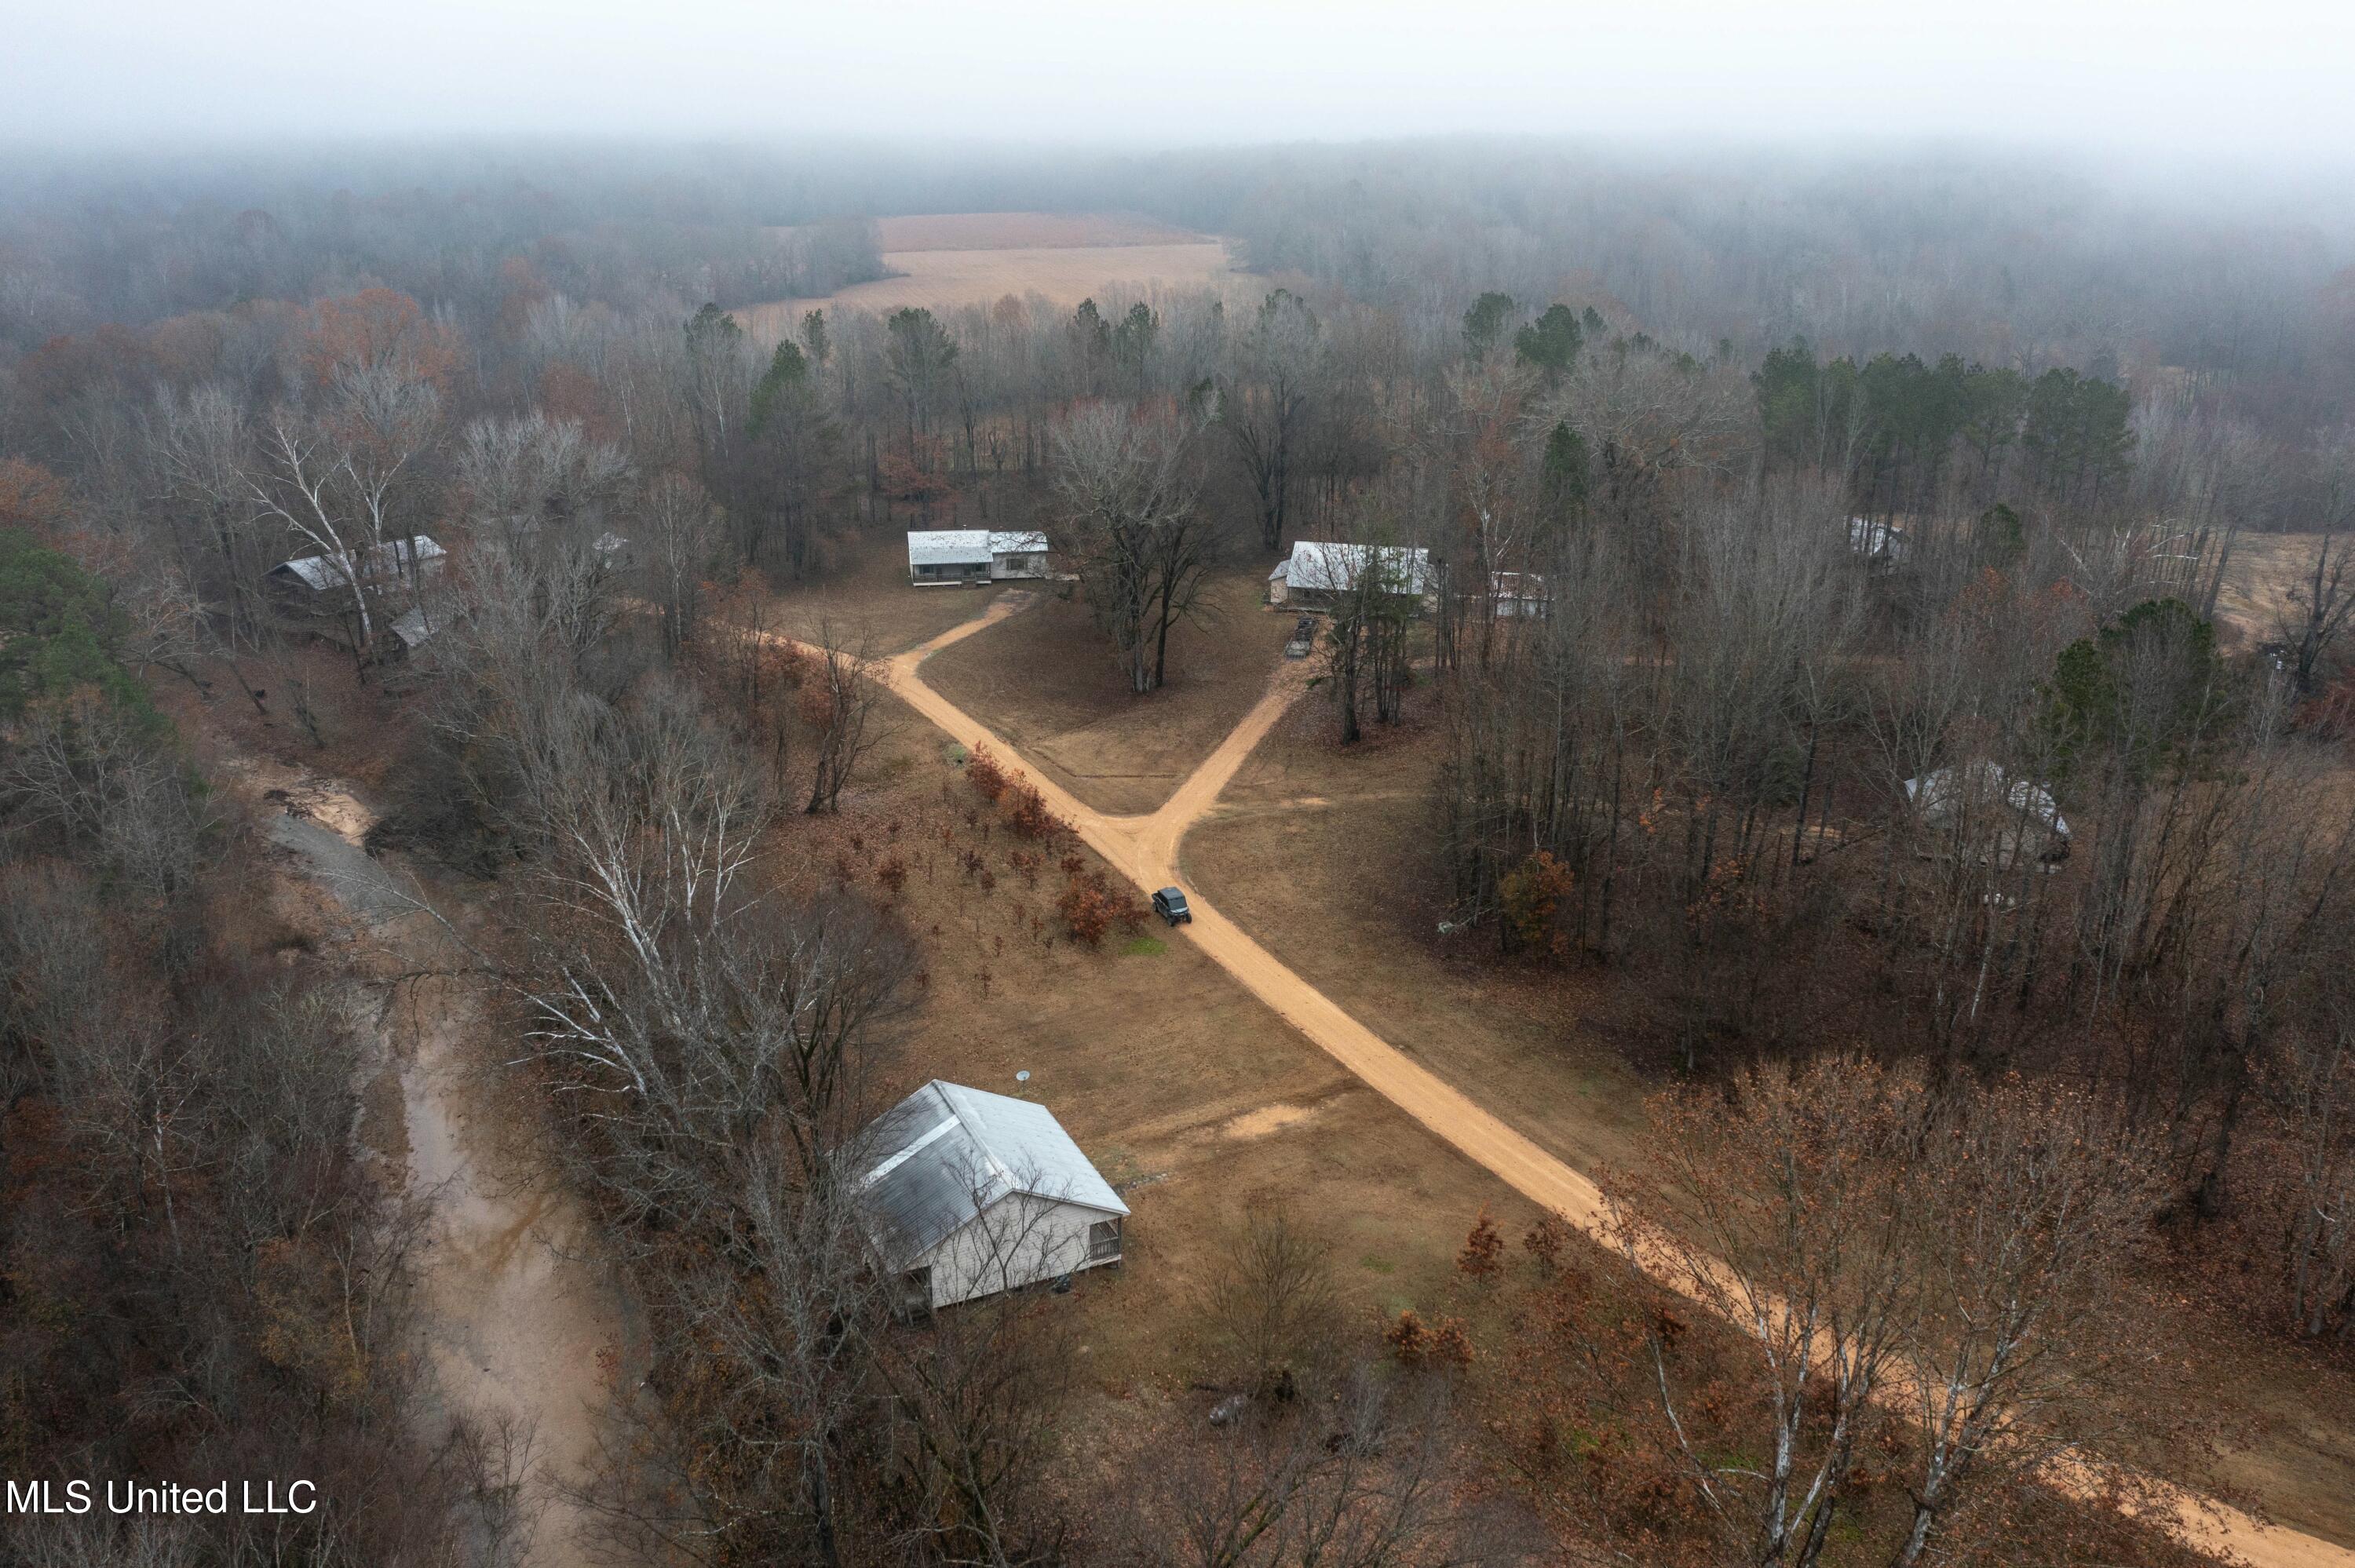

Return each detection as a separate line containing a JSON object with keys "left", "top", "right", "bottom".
{"left": 906, "top": 530, "right": 1050, "bottom": 567}
{"left": 1280, "top": 541, "right": 1433, "bottom": 596}
{"left": 388, "top": 605, "right": 440, "bottom": 649}
{"left": 271, "top": 534, "right": 447, "bottom": 591}
{"left": 1905, "top": 762, "right": 2068, "bottom": 839}
{"left": 856, "top": 1081, "right": 1126, "bottom": 1268}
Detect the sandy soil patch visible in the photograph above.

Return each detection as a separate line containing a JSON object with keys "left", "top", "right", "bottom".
{"left": 1220, "top": 1103, "right": 1316, "bottom": 1140}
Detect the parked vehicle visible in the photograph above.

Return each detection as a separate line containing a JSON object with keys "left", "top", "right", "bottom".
{"left": 1152, "top": 886, "right": 1192, "bottom": 925}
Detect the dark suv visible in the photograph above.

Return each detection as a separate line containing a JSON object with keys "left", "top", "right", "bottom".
{"left": 1152, "top": 886, "right": 1192, "bottom": 926}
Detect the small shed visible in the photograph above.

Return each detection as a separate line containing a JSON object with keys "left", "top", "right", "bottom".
{"left": 1269, "top": 541, "right": 1436, "bottom": 612}
{"left": 856, "top": 1080, "right": 1127, "bottom": 1312}
{"left": 1849, "top": 516, "right": 1908, "bottom": 568}
{"left": 385, "top": 604, "right": 441, "bottom": 659}
{"left": 1482, "top": 570, "right": 1550, "bottom": 619}
{"left": 907, "top": 530, "right": 1051, "bottom": 586}
{"left": 1904, "top": 762, "right": 2070, "bottom": 866}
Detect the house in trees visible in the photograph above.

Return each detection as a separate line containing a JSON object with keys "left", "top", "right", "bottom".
{"left": 1848, "top": 516, "right": 1910, "bottom": 569}
{"left": 1479, "top": 570, "right": 1551, "bottom": 619}
{"left": 905, "top": 529, "right": 1052, "bottom": 585}
{"left": 1904, "top": 762, "right": 2072, "bottom": 867}
{"left": 1267, "top": 541, "right": 1436, "bottom": 613}
{"left": 267, "top": 534, "right": 448, "bottom": 652}
{"left": 856, "top": 1080, "right": 1128, "bottom": 1314}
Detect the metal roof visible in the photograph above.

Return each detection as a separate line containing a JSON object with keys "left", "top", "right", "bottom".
{"left": 1905, "top": 763, "right": 2068, "bottom": 839}
{"left": 271, "top": 534, "right": 447, "bottom": 591}
{"left": 1280, "top": 541, "right": 1433, "bottom": 596}
{"left": 906, "top": 530, "right": 1050, "bottom": 567}
{"left": 388, "top": 606, "right": 440, "bottom": 649}
{"left": 856, "top": 1080, "right": 1126, "bottom": 1269}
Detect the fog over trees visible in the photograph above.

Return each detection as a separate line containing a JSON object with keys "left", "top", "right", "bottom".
{"left": 5, "top": 130, "right": 2355, "bottom": 1566}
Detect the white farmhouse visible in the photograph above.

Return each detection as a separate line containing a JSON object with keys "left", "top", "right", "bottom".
{"left": 1267, "top": 540, "right": 1436, "bottom": 612}
{"left": 906, "top": 530, "right": 1052, "bottom": 586}
{"left": 856, "top": 1080, "right": 1127, "bottom": 1312}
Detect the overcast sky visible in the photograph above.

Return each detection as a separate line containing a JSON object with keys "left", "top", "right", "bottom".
{"left": 10, "top": 0, "right": 2355, "bottom": 161}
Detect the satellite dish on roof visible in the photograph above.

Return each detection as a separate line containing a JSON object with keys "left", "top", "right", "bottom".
{"left": 1015, "top": 1070, "right": 1030, "bottom": 1083}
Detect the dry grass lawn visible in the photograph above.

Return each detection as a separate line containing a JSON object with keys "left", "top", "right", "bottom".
{"left": 1183, "top": 684, "right": 1653, "bottom": 1182}
{"left": 772, "top": 678, "right": 1542, "bottom": 1395}
{"left": 920, "top": 571, "right": 1296, "bottom": 815}
{"left": 762, "top": 531, "right": 1010, "bottom": 657}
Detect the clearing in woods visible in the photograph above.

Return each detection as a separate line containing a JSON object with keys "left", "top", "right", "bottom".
{"left": 2215, "top": 531, "right": 2338, "bottom": 649}
{"left": 735, "top": 210, "right": 1252, "bottom": 339}
{"left": 764, "top": 581, "right": 2355, "bottom": 1568}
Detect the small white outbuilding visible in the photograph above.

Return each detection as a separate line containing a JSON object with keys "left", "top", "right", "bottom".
{"left": 856, "top": 1080, "right": 1127, "bottom": 1313}
{"left": 1849, "top": 516, "right": 1909, "bottom": 567}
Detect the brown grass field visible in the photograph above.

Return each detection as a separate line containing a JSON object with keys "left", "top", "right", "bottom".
{"left": 761, "top": 531, "right": 1013, "bottom": 656}
{"left": 736, "top": 211, "right": 1254, "bottom": 341}
{"left": 2216, "top": 531, "right": 2332, "bottom": 648}
{"left": 765, "top": 676, "right": 1544, "bottom": 1402}
{"left": 920, "top": 569, "right": 1294, "bottom": 815}
{"left": 763, "top": 552, "right": 2355, "bottom": 1550}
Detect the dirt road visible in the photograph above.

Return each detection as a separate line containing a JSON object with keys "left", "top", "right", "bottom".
{"left": 859, "top": 602, "right": 2355, "bottom": 1568}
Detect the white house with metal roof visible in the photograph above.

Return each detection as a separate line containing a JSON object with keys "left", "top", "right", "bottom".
{"left": 906, "top": 530, "right": 1051, "bottom": 586}
{"left": 856, "top": 1080, "right": 1126, "bottom": 1311}
{"left": 1267, "top": 540, "right": 1436, "bottom": 611}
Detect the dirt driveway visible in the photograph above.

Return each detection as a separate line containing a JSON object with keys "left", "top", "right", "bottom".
{"left": 833, "top": 597, "right": 2355, "bottom": 1568}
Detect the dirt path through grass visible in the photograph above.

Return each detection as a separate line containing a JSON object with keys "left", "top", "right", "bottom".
{"left": 821, "top": 598, "right": 2355, "bottom": 1568}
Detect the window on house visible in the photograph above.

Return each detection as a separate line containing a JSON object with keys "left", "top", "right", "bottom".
{"left": 1087, "top": 1218, "right": 1122, "bottom": 1262}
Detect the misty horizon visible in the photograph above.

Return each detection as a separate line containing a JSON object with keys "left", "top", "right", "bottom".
{"left": 10, "top": 0, "right": 2355, "bottom": 173}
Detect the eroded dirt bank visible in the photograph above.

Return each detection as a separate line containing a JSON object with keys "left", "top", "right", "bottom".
{"left": 229, "top": 757, "right": 626, "bottom": 1567}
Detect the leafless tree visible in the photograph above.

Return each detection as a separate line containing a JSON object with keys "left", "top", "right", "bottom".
{"left": 1887, "top": 1074, "right": 2169, "bottom": 1568}
{"left": 637, "top": 469, "right": 718, "bottom": 658}
{"left": 1199, "top": 1203, "right": 1342, "bottom": 1401}
{"left": 1221, "top": 290, "right": 1323, "bottom": 553}
{"left": 1121, "top": 1365, "right": 1526, "bottom": 1568}
{"left": 1051, "top": 400, "right": 1216, "bottom": 694}
{"left": 803, "top": 617, "right": 888, "bottom": 814}
{"left": 1605, "top": 1058, "right": 1920, "bottom": 1568}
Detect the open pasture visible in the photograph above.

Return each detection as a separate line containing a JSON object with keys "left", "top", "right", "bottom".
{"left": 736, "top": 210, "right": 1252, "bottom": 339}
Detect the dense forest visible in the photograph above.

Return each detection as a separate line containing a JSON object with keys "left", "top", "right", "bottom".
{"left": 3, "top": 139, "right": 2353, "bottom": 1566}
